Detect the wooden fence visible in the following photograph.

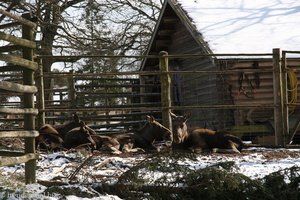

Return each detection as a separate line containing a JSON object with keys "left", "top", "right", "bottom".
{"left": 0, "top": 11, "right": 38, "bottom": 184}
{"left": 36, "top": 69, "right": 164, "bottom": 133}
{"left": 36, "top": 49, "right": 300, "bottom": 147}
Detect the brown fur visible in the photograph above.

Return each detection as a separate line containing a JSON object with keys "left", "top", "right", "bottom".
{"left": 171, "top": 113, "right": 244, "bottom": 153}
{"left": 131, "top": 115, "right": 172, "bottom": 151}
{"left": 37, "top": 114, "right": 172, "bottom": 153}
{"left": 35, "top": 132, "right": 64, "bottom": 151}
{"left": 51, "top": 113, "right": 81, "bottom": 139}
{"left": 110, "top": 116, "right": 172, "bottom": 152}
{"left": 186, "top": 129, "right": 244, "bottom": 153}
{"left": 37, "top": 124, "right": 63, "bottom": 150}
{"left": 63, "top": 121, "right": 96, "bottom": 149}
{"left": 91, "top": 135, "right": 122, "bottom": 154}
{"left": 36, "top": 113, "right": 82, "bottom": 151}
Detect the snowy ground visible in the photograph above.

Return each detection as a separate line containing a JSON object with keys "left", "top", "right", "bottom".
{"left": 1, "top": 146, "right": 300, "bottom": 199}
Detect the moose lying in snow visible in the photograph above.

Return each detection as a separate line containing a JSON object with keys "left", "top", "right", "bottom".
{"left": 105, "top": 115, "right": 172, "bottom": 153}
{"left": 171, "top": 112, "right": 244, "bottom": 153}
{"left": 37, "top": 114, "right": 120, "bottom": 152}
{"left": 36, "top": 114, "right": 172, "bottom": 154}
{"left": 129, "top": 115, "right": 172, "bottom": 151}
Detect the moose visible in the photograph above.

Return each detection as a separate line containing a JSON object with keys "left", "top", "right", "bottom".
{"left": 36, "top": 113, "right": 82, "bottom": 150}
{"left": 105, "top": 115, "right": 172, "bottom": 153}
{"left": 170, "top": 112, "right": 245, "bottom": 153}
{"left": 42, "top": 113, "right": 82, "bottom": 139}
{"left": 36, "top": 114, "right": 172, "bottom": 153}
{"left": 63, "top": 121, "right": 97, "bottom": 150}
{"left": 37, "top": 114, "right": 120, "bottom": 152}
{"left": 126, "top": 115, "right": 172, "bottom": 152}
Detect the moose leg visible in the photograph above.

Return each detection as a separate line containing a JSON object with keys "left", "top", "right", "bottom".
{"left": 108, "top": 146, "right": 123, "bottom": 155}
{"left": 122, "top": 143, "right": 145, "bottom": 153}
{"left": 214, "top": 142, "right": 241, "bottom": 154}
{"left": 230, "top": 142, "right": 241, "bottom": 153}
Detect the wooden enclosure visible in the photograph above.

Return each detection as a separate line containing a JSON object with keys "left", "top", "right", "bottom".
{"left": 32, "top": 49, "right": 296, "bottom": 147}
{"left": 0, "top": 47, "right": 293, "bottom": 148}
{"left": 34, "top": 57, "right": 166, "bottom": 134}
{"left": 0, "top": 11, "right": 38, "bottom": 184}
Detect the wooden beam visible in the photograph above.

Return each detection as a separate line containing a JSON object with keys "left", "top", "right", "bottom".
{"left": 0, "top": 10, "right": 36, "bottom": 29}
{"left": 0, "top": 54, "right": 38, "bottom": 71}
{"left": 281, "top": 52, "right": 289, "bottom": 145}
{"left": 22, "top": 13, "right": 37, "bottom": 184}
{"left": 0, "top": 31, "right": 36, "bottom": 49}
{"left": 162, "top": 17, "right": 179, "bottom": 24}
{"left": 0, "top": 153, "right": 38, "bottom": 167}
{"left": 158, "top": 29, "right": 176, "bottom": 36}
{"left": 0, "top": 81, "right": 37, "bottom": 93}
{"left": 0, "top": 107, "right": 38, "bottom": 115}
{"left": 0, "top": 130, "right": 39, "bottom": 138}
{"left": 273, "top": 48, "right": 285, "bottom": 146}
{"left": 35, "top": 62, "right": 45, "bottom": 128}
{"left": 159, "top": 51, "right": 172, "bottom": 133}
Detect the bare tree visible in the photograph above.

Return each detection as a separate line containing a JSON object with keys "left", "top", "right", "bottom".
{"left": 0, "top": 0, "right": 163, "bottom": 101}
{"left": 79, "top": 0, "right": 162, "bottom": 72}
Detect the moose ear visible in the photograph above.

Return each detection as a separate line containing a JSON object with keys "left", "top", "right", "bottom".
{"left": 73, "top": 113, "right": 80, "bottom": 123}
{"left": 146, "top": 115, "right": 155, "bottom": 123}
{"left": 184, "top": 112, "right": 192, "bottom": 120}
{"left": 79, "top": 120, "right": 86, "bottom": 127}
{"left": 169, "top": 111, "right": 177, "bottom": 119}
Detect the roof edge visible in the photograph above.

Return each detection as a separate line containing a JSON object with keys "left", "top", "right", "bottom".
{"left": 167, "top": 0, "right": 213, "bottom": 54}
{"left": 140, "top": 0, "right": 169, "bottom": 71}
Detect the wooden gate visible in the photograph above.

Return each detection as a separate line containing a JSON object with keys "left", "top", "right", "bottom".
{"left": 0, "top": 11, "right": 38, "bottom": 184}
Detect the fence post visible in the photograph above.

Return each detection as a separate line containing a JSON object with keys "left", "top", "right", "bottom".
{"left": 22, "top": 13, "right": 36, "bottom": 184}
{"left": 68, "top": 70, "right": 76, "bottom": 109}
{"left": 281, "top": 52, "right": 289, "bottom": 145}
{"left": 36, "top": 59, "right": 45, "bottom": 128}
{"left": 272, "top": 48, "right": 286, "bottom": 147}
{"left": 159, "top": 51, "right": 172, "bottom": 133}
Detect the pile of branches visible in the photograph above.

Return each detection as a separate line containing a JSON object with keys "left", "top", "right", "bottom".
{"left": 93, "top": 152, "right": 300, "bottom": 200}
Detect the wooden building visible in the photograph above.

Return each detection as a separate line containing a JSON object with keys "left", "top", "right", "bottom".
{"left": 141, "top": 0, "right": 300, "bottom": 144}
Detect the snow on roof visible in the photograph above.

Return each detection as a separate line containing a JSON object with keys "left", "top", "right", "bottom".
{"left": 176, "top": 0, "right": 300, "bottom": 54}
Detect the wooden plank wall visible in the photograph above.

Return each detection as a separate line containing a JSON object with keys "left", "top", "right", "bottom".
{"left": 216, "top": 57, "right": 300, "bottom": 145}
{"left": 226, "top": 60, "right": 275, "bottom": 126}
{"left": 167, "top": 21, "right": 231, "bottom": 130}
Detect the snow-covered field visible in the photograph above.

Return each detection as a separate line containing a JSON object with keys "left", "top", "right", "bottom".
{"left": 1, "top": 147, "right": 300, "bottom": 199}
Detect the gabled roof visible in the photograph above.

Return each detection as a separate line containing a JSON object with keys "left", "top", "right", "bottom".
{"left": 175, "top": 0, "right": 300, "bottom": 53}
{"left": 141, "top": 0, "right": 212, "bottom": 70}
{"left": 142, "top": 0, "right": 300, "bottom": 70}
